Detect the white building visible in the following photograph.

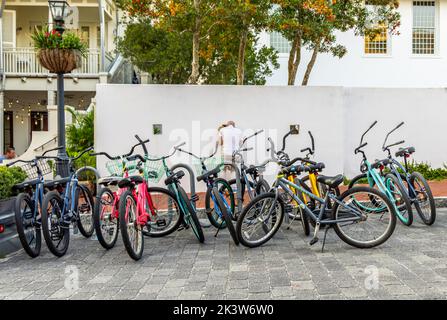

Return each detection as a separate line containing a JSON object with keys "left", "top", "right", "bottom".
{"left": 261, "top": 0, "right": 447, "bottom": 87}
{"left": 0, "top": 0, "right": 134, "bottom": 157}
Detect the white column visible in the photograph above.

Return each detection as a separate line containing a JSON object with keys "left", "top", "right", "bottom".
{"left": 47, "top": 90, "right": 58, "bottom": 135}
{"left": 0, "top": 91, "right": 4, "bottom": 153}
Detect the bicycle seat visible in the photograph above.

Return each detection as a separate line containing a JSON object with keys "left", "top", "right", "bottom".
{"left": 44, "top": 177, "right": 71, "bottom": 189}
{"left": 197, "top": 167, "right": 220, "bottom": 182}
{"left": 395, "top": 146, "right": 415, "bottom": 158}
{"left": 308, "top": 162, "right": 325, "bottom": 172}
{"left": 371, "top": 159, "right": 390, "bottom": 169}
{"left": 118, "top": 175, "right": 144, "bottom": 189}
{"left": 165, "top": 170, "right": 185, "bottom": 185}
{"left": 317, "top": 174, "right": 344, "bottom": 188}
{"left": 98, "top": 176, "right": 123, "bottom": 187}
{"left": 12, "top": 179, "right": 41, "bottom": 192}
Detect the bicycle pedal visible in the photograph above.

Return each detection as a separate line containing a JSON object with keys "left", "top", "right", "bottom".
{"left": 155, "top": 219, "right": 167, "bottom": 227}
{"left": 309, "top": 237, "right": 319, "bottom": 246}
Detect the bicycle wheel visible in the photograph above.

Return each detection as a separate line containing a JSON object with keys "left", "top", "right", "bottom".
{"left": 206, "top": 178, "right": 235, "bottom": 228}
{"left": 255, "top": 178, "right": 270, "bottom": 195}
{"left": 178, "top": 186, "right": 205, "bottom": 243}
{"left": 15, "top": 193, "right": 41, "bottom": 258}
{"left": 332, "top": 186, "right": 396, "bottom": 248}
{"left": 212, "top": 187, "right": 239, "bottom": 245}
{"left": 41, "top": 190, "right": 70, "bottom": 257}
{"left": 119, "top": 190, "right": 144, "bottom": 260}
{"left": 144, "top": 187, "right": 183, "bottom": 237}
{"left": 385, "top": 173, "right": 413, "bottom": 226}
{"left": 295, "top": 190, "right": 310, "bottom": 236}
{"left": 410, "top": 172, "right": 436, "bottom": 225}
{"left": 75, "top": 185, "right": 94, "bottom": 237}
{"left": 236, "top": 192, "right": 284, "bottom": 248}
{"left": 94, "top": 187, "right": 119, "bottom": 249}
{"left": 348, "top": 173, "right": 388, "bottom": 213}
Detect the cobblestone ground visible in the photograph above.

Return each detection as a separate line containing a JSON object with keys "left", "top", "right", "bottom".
{"left": 1, "top": 210, "right": 447, "bottom": 300}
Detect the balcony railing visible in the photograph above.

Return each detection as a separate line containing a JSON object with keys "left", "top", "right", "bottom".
{"left": 2, "top": 47, "right": 114, "bottom": 76}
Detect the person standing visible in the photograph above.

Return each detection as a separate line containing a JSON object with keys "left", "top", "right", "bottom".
{"left": 0, "top": 147, "right": 17, "bottom": 164}
{"left": 218, "top": 121, "right": 243, "bottom": 178}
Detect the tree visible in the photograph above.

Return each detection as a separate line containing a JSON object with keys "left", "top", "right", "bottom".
{"left": 273, "top": 0, "right": 400, "bottom": 85}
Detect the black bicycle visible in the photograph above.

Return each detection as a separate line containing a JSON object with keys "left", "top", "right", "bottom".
{"left": 176, "top": 145, "right": 239, "bottom": 245}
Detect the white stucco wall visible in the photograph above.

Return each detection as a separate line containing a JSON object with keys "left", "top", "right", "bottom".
{"left": 96, "top": 85, "right": 447, "bottom": 192}
{"left": 262, "top": 0, "right": 447, "bottom": 87}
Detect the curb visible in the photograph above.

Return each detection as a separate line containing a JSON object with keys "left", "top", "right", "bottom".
{"left": 435, "top": 197, "right": 447, "bottom": 208}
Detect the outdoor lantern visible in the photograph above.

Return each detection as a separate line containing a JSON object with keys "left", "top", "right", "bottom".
{"left": 48, "top": 0, "right": 70, "bottom": 32}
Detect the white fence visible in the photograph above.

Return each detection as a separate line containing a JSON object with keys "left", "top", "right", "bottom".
{"left": 3, "top": 48, "right": 114, "bottom": 75}
{"left": 96, "top": 85, "right": 447, "bottom": 191}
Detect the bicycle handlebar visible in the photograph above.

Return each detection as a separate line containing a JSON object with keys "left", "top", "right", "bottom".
{"left": 355, "top": 142, "right": 368, "bottom": 154}
{"left": 241, "top": 129, "right": 264, "bottom": 146}
{"left": 42, "top": 146, "right": 63, "bottom": 156}
{"left": 382, "top": 121, "right": 405, "bottom": 151}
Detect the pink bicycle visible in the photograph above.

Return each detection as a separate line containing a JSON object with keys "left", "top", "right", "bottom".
{"left": 92, "top": 137, "right": 182, "bottom": 252}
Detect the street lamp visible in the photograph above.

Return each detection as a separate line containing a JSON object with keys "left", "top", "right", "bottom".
{"left": 48, "top": 0, "right": 69, "bottom": 33}
{"left": 48, "top": 0, "right": 70, "bottom": 176}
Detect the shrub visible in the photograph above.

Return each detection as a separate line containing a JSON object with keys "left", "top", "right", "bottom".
{"left": 405, "top": 161, "right": 447, "bottom": 181}
{"left": 0, "top": 166, "right": 27, "bottom": 200}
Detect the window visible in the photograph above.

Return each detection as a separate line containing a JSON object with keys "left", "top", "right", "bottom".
{"left": 364, "top": 2, "right": 389, "bottom": 55}
{"left": 412, "top": 1, "right": 436, "bottom": 54}
{"left": 270, "top": 32, "right": 291, "bottom": 54}
{"left": 81, "top": 26, "right": 90, "bottom": 47}
{"left": 364, "top": 25, "right": 388, "bottom": 54}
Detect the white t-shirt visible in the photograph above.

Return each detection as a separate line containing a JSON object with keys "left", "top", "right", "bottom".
{"left": 219, "top": 126, "right": 243, "bottom": 156}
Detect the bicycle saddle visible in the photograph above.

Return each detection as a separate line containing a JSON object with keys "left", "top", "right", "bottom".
{"left": 196, "top": 167, "right": 220, "bottom": 182}
{"left": 307, "top": 162, "right": 325, "bottom": 172}
{"left": 98, "top": 176, "right": 123, "bottom": 187}
{"left": 395, "top": 147, "right": 415, "bottom": 158}
{"left": 118, "top": 175, "right": 144, "bottom": 188}
{"left": 317, "top": 174, "right": 344, "bottom": 188}
{"left": 371, "top": 158, "right": 390, "bottom": 169}
{"left": 13, "top": 179, "right": 41, "bottom": 192}
{"left": 165, "top": 170, "right": 185, "bottom": 185}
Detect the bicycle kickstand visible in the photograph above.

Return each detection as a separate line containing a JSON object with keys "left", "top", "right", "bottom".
{"left": 321, "top": 227, "right": 330, "bottom": 253}
{"left": 286, "top": 211, "right": 299, "bottom": 230}
{"left": 215, "top": 221, "right": 224, "bottom": 238}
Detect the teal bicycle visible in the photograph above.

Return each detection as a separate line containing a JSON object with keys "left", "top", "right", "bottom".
{"left": 349, "top": 121, "right": 413, "bottom": 226}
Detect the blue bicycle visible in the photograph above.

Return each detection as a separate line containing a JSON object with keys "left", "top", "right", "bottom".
{"left": 349, "top": 121, "right": 413, "bottom": 226}
{"left": 7, "top": 146, "right": 62, "bottom": 257}
{"left": 41, "top": 147, "right": 95, "bottom": 257}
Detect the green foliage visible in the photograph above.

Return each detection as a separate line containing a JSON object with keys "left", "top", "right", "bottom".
{"left": 0, "top": 166, "right": 27, "bottom": 200}
{"left": 66, "top": 107, "right": 95, "bottom": 171}
{"left": 32, "top": 28, "right": 87, "bottom": 56}
{"left": 117, "top": 19, "right": 279, "bottom": 84}
{"left": 405, "top": 161, "right": 447, "bottom": 181}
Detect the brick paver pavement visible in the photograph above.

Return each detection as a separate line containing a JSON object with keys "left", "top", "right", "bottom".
{"left": 1, "top": 209, "right": 447, "bottom": 300}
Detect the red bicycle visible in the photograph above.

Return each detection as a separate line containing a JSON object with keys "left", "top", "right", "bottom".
{"left": 92, "top": 136, "right": 182, "bottom": 253}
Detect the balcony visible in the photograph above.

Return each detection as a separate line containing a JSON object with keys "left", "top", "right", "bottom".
{"left": 2, "top": 47, "right": 114, "bottom": 77}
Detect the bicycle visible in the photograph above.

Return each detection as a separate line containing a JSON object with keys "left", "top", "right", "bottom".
{"left": 236, "top": 137, "right": 397, "bottom": 249}
{"left": 348, "top": 121, "right": 413, "bottom": 226}
{"left": 6, "top": 146, "right": 62, "bottom": 257}
{"left": 119, "top": 137, "right": 203, "bottom": 260}
{"left": 176, "top": 144, "right": 239, "bottom": 245}
{"left": 226, "top": 130, "right": 270, "bottom": 216}
{"left": 40, "top": 147, "right": 95, "bottom": 257}
{"left": 379, "top": 122, "right": 435, "bottom": 225}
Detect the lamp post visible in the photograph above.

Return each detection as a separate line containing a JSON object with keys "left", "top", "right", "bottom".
{"left": 48, "top": 0, "right": 69, "bottom": 176}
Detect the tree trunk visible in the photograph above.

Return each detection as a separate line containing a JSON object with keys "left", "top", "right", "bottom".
{"left": 236, "top": 29, "right": 248, "bottom": 85}
{"left": 287, "top": 32, "right": 301, "bottom": 86}
{"left": 188, "top": 0, "right": 201, "bottom": 84}
{"left": 302, "top": 40, "right": 320, "bottom": 86}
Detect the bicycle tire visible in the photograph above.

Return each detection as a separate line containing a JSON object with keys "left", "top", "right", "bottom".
{"left": 119, "top": 190, "right": 144, "bottom": 261}
{"left": 178, "top": 186, "right": 205, "bottom": 243}
{"left": 94, "top": 187, "right": 119, "bottom": 250}
{"left": 410, "top": 172, "right": 436, "bottom": 225}
{"left": 41, "top": 190, "right": 70, "bottom": 257}
{"left": 15, "top": 193, "right": 41, "bottom": 258}
{"left": 75, "top": 184, "right": 95, "bottom": 238}
{"left": 212, "top": 187, "right": 239, "bottom": 245}
{"left": 385, "top": 173, "right": 413, "bottom": 226}
{"left": 205, "top": 178, "right": 235, "bottom": 228}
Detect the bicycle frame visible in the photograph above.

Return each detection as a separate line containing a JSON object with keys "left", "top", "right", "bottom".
{"left": 276, "top": 177, "right": 364, "bottom": 225}
{"left": 386, "top": 159, "right": 418, "bottom": 201}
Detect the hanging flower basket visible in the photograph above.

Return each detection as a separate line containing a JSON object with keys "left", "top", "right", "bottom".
{"left": 37, "top": 48, "right": 82, "bottom": 74}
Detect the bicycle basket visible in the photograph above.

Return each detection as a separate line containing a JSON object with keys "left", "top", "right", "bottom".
{"left": 105, "top": 159, "right": 141, "bottom": 177}
{"left": 17, "top": 159, "right": 53, "bottom": 180}
{"left": 143, "top": 158, "right": 165, "bottom": 183}
{"left": 192, "top": 156, "right": 224, "bottom": 176}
